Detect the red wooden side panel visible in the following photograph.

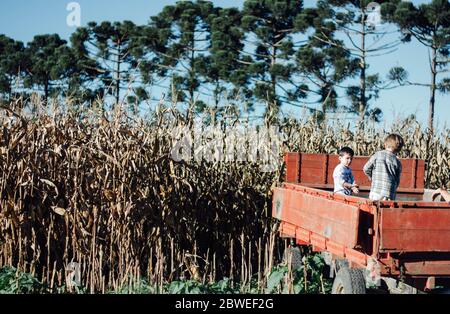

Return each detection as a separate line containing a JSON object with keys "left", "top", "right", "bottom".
{"left": 284, "top": 152, "right": 300, "bottom": 183}
{"left": 403, "top": 260, "right": 450, "bottom": 276}
{"left": 284, "top": 153, "right": 425, "bottom": 191}
{"left": 326, "top": 155, "right": 339, "bottom": 184}
{"left": 346, "top": 157, "right": 372, "bottom": 187}
{"left": 298, "top": 154, "right": 329, "bottom": 184}
{"left": 272, "top": 187, "right": 360, "bottom": 248}
{"left": 416, "top": 160, "right": 425, "bottom": 189}
{"left": 380, "top": 207, "right": 450, "bottom": 252}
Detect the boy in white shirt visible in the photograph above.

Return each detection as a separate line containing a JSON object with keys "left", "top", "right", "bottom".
{"left": 333, "top": 147, "right": 359, "bottom": 196}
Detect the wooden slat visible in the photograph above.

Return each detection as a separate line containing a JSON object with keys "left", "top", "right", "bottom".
{"left": 404, "top": 260, "right": 450, "bottom": 276}
{"left": 295, "top": 183, "right": 424, "bottom": 194}
{"left": 416, "top": 160, "right": 425, "bottom": 189}
{"left": 323, "top": 154, "right": 329, "bottom": 184}
{"left": 380, "top": 207, "right": 450, "bottom": 252}
{"left": 285, "top": 153, "right": 300, "bottom": 183}
{"left": 272, "top": 187, "right": 360, "bottom": 248}
{"left": 285, "top": 153, "right": 426, "bottom": 193}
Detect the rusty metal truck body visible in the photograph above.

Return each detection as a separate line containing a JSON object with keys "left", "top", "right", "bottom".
{"left": 272, "top": 153, "right": 450, "bottom": 293}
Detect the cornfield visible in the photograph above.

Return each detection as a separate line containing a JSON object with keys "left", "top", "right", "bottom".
{"left": 0, "top": 97, "right": 448, "bottom": 293}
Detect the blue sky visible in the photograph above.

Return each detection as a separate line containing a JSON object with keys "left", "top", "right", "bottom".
{"left": 0, "top": 0, "right": 448, "bottom": 130}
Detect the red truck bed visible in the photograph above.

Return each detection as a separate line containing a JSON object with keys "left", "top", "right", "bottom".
{"left": 284, "top": 152, "right": 425, "bottom": 194}
{"left": 272, "top": 153, "right": 450, "bottom": 292}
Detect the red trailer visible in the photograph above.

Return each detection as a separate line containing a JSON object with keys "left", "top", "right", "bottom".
{"left": 272, "top": 152, "right": 450, "bottom": 294}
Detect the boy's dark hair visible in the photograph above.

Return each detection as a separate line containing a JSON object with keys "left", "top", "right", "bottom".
{"left": 339, "top": 146, "right": 354, "bottom": 157}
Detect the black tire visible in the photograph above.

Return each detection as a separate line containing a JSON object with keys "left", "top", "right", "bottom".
{"left": 331, "top": 267, "right": 366, "bottom": 294}
{"left": 284, "top": 246, "right": 303, "bottom": 270}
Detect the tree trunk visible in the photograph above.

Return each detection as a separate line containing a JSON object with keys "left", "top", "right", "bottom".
{"left": 7, "top": 77, "right": 12, "bottom": 102}
{"left": 44, "top": 80, "right": 49, "bottom": 104}
{"left": 115, "top": 42, "right": 121, "bottom": 106}
{"left": 187, "top": 38, "right": 196, "bottom": 128}
{"left": 359, "top": 4, "right": 367, "bottom": 127}
{"left": 428, "top": 46, "right": 437, "bottom": 132}
{"left": 269, "top": 43, "right": 277, "bottom": 126}
{"left": 212, "top": 81, "right": 220, "bottom": 127}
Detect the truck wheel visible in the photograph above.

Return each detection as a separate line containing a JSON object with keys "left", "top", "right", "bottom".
{"left": 331, "top": 267, "right": 366, "bottom": 294}
{"left": 283, "top": 246, "right": 303, "bottom": 270}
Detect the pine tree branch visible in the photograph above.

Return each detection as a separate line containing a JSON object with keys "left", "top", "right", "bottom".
{"left": 340, "top": 24, "right": 363, "bottom": 36}
{"left": 279, "top": 98, "right": 320, "bottom": 111}
{"left": 409, "top": 29, "right": 433, "bottom": 48}
{"left": 311, "top": 34, "right": 358, "bottom": 54}
{"left": 365, "top": 47, "right": 399, "bottom": 58}
{"left": 183, "top": 46, "right": 208, "bottom": 52}
{"left": 235, "top": 59, "right": 254, "bottom": 66}
{"left": 366, "top": 41, "right": 401, "bottom": 53}
{"left": 237, "top": 48, "right": 270, "bottom": 59}
{"left": 366, "top": 30, "right": 389, "bottom": 49}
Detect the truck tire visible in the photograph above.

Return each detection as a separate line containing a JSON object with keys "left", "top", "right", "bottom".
{"left": 331, "top": 267, "right": 366, "bottom": 294}
{"left": 283, "top": 246, "right": 303, "bottom": 270}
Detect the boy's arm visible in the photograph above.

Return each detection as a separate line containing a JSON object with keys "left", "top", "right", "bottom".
{"left": 387, "top": 159, "right": 402, "bottom": 189}
{"left": 363, "top": 155, "right": 376, "bottom": 180}
{"left": 350, "top": 172, "right": 359, "bottom": 193}
{"left": 395, "top": 160, "right": 402, "bottom": 188}
{"left": 384, "top": 159, "right": 402, "bottom": 200}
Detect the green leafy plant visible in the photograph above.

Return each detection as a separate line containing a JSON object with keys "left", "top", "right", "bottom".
{"left": 266, "top": 252, "right": 333, "bottom": 294}
{"left": 112, "top": 278, "right": 156, "bottom": 294}
{"left": 207, "top": 278, "right": 240, "bottom": 294}
{"left": 267, "top": 266, "right": 288, "bottom": 293}
{"left": 0, "top": 267, "right": 46, "bottom": 294}
{"left": 166, "top": 280, "right": 210, "bottom": 294}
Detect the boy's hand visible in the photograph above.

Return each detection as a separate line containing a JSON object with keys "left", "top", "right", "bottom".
{"left": 351, "top": 186, "right": 359, "bottom": 194}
